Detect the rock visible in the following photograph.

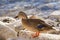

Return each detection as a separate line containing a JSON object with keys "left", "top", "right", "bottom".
{"left": 0, "top": 21, "right": 17, "bottom": 40}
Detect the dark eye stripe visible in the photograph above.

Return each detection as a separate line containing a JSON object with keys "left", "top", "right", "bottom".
{"left": 37, "top": 24, "right": 44, "bottom": 28}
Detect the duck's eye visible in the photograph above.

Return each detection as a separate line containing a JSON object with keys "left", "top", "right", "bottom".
{"left": 37, "top": 24, "right": 44, "bottom": 28}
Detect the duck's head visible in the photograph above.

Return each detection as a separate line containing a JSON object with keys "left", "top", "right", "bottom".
{"left": 15, "top": 11, "right": 28, "bottom": 19}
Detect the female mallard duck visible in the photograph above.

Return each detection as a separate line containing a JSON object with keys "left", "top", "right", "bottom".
{"left": 15, "top": 11, "right": 55, "bottom": 38}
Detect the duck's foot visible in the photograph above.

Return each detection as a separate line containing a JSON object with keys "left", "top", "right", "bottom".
{"left": 32, "top": 32, "right": 40, "bottom": 38}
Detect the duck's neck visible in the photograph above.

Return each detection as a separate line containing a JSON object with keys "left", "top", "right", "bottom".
{"left": 25, "top": 16, "right": 28, "bottom": 19}
{"left": 22, "top": 16, "right": 30, "bottom": 22}
{"left": 22, "top": 15, "right": 28, "bottom": 19}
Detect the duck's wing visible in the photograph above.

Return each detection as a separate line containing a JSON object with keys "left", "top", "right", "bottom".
{"left": 36, "top": 24, "right": 53, "bottom": 31}
{"left": 28, "top": 19, "right": 53, "bottom": 30}
{"left": 28, "top": 19, "right": 45, "bottom": 23}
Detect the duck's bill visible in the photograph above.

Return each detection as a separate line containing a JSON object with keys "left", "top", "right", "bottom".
{"left": 14, "top": 16, "right": 18, "bottom": 18}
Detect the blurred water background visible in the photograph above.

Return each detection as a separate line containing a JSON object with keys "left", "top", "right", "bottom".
{"left": 0, "top": 0, "right": 60, "bottom": 17}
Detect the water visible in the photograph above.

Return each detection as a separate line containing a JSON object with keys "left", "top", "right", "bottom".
{"left": 0, "top": 0, "right": 60, "bottom": 17}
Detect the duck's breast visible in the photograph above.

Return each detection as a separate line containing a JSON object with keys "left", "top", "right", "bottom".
{"left": 22, "top": 19, "right": 40, "bottom": 32}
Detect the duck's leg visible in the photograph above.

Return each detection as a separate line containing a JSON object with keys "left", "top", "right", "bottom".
{"left": 17, "top": 32, "right": 19, "bottom": 37}
{"left": 32, "top": 32, "right": 40, "bottom": 38}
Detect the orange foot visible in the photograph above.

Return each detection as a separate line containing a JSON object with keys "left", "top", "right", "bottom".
{"left": 32, "top": 32, "right": 40, "bottom": 38}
